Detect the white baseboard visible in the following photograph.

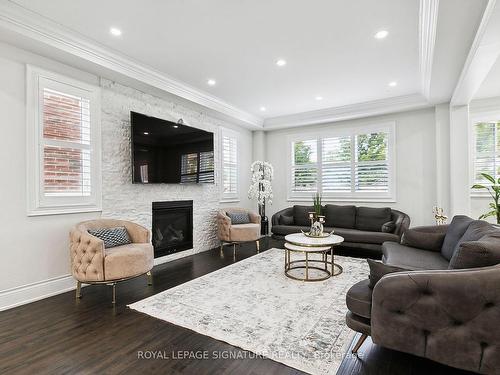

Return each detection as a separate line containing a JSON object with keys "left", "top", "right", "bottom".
{"left": 0, "top": 274, "right": 78, "bottom": 311}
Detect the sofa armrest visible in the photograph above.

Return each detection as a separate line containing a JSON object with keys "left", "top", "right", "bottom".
{"left": 371, "top": 265, "right": 500, "bottom": 373}
{"left": 271, "top": 207, "right": 294, "bottom": 225}
{"left": 217, "top": 210, "right": 232, "bottom": 241}
{"left": 123, "top": 221, "right": 150, "bottom": 243}
{"left": 69, "top": 228, "right": 105, "bottom": 282}
{"left": 391, "top": 210, "right": 411, "bottom": 237}
{"left": 248, "top": 211, "right": 262, "bottom": 224}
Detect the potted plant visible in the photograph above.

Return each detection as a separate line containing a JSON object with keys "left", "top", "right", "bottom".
{"left": 307, "top": 193, "right": 326, "bottom": 236}
{"left": 471, "top": 172, "right": 500, "bottom": 224}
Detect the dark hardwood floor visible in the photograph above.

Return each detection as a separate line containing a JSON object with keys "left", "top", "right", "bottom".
{"left": 0, "top": 238, "right": 471, "bottom": 375}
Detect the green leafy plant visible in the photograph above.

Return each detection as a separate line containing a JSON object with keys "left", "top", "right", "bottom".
{"left": 312, "top": 192, "right": 322, "bottom": 216}
{"left": 472, "top": 172, "right": 500, "bottom": 224}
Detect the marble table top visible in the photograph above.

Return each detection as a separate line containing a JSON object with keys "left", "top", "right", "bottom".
{"left": 284, "top": 232, "right": 344, "bottom": 247}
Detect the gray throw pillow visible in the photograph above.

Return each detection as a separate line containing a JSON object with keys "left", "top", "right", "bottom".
{"left": 324, "top": 205, "right": 356, "bottom": 228}
{"left": 293, "top": 205, "right": 315, "bottom": 226}
{"left": 367, "top": 259, "right": 407, "bottom": 289}
{"left": 355, "top": 207, "right": 392, "bottom": 232}
{"left": 279, "top": 215, "right": 294, "bottom": 225}
{"left": 401, "top": 228, "right": 446, "bottom": 252}
{"left": 441, "top": 215, "right": 474, "bottom": 260}
{"left": 88, "top": 227, "right": 131, "bottom": 248}
{"left": 449, "top": 233, "right": 500, "bottom": 269}
{"left": 381, "top": 221, "right": 396, "bottom": 233}
{"left": 227, "top": 211, "right": 250, "bottom": 224}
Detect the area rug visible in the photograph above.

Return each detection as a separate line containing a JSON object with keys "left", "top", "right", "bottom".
{"left": 129, "top": 248, "right": 369, "bottom": 375}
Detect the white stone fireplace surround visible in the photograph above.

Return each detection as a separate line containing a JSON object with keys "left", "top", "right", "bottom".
{"left": 100, "top": 79, "right": 251, "bottom": 264}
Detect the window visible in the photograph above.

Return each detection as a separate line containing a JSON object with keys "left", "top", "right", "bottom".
{"left": 288, "top": 123, "right": 395, "bottom": 201}
{"left": 471, "top": 120, "right": 500, "bottom": 190}
{"left": 220, "top": 130, "right": 238, "bottom": 201}
{"left": 180, "top": 151, "right": 215, "bottom": 183}
{"left": 27, "top": 66, "right": 101, "bottom": 215}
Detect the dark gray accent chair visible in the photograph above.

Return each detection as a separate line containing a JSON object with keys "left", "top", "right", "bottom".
{"left": 345, "top": 215, "right": 500, "bottom": 374}
{"left": 271, "top": 205, "right": 410, "bottom": 255}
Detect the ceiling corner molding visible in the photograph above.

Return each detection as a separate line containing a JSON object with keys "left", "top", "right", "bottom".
{"left": 263, "top": 94, "right": 431, "bottom": 130}
{"left": 419, "top": 0, "right": 439, "bottom": 100}
{"left": 451, "top": 0, "right": 499, "bottom": 106}
{"left": 0, "top": 1, "right": 263, "bottom": 129}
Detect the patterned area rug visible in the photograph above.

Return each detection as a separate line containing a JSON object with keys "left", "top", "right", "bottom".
{"left": 129, "top": 248, "right": 369, "bottom": 375}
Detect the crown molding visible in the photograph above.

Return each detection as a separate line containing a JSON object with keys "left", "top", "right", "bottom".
{"left": 451, "top": 0, "right": 499, "bottom": 106}
{"left": 263, "top": 94, "right": 431, "bottom": 130}
{"left": 0, "top": 1, "right": 264, "bottom": 129}
{"left": 419, "top": 0, "right": 439, "bottom": 100}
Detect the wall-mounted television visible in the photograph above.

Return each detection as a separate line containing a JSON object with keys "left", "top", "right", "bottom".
{"left": 131, "top": 111, "right": 214, "bottom": 184}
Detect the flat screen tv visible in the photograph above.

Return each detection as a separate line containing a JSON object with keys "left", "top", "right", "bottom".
{"left": 131, "top": 111, "right": 214, "bottom": 184}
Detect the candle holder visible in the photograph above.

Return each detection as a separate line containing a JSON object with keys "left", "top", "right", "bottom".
{"left": 306, "top": 212, "right": 327, "bottom": 237}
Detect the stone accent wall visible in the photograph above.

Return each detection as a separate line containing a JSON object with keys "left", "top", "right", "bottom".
{"left": 99, "top": 79, "right": 249, "bottom": 255}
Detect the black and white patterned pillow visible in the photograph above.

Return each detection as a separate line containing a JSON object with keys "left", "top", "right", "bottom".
{"left": 227, "top": 211, "right": 250, "bottom": 224}
{"left": 88, "top": 227, "right": 131, "bottom": 248}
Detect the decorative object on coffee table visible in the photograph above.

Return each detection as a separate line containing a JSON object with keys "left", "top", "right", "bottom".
{"left": 306, "top": 192, "right": 327, "bottom": 237}
{"left": 432, "top": 206, "right": 448, "bottom": 225}
{"left": 248, "top": 161, "right": 274, "bottom": 235}
{"left": 284, "top": 232, "right": 344, "bottom": 281}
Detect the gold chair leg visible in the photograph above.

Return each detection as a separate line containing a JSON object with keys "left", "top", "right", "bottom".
{"left": 233, "top": 243, "right": 236, "bottom": 259}
{"left": 147, "top": 271, "right": 152, "bottom": 286}
{"left": 352, "top": 333, "right": 368, "bottom": 354}
{"left": 76, "top": 281, "right": 82, "bottom": 299}
{"left": 256, "top": 240, "right": 260, "bottom": 253}
{"left": 220, "top": 243, "right": 224, "bottom": 257}
{"left": 112, "top": 283, "right": 116, "bottom": 305}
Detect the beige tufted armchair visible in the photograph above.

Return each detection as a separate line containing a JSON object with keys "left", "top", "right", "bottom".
{"left": 70, "top": 219, "right": 154, "bottom": 304}
{"left": 217, "top": 208, "right": 261, "bottom": 257}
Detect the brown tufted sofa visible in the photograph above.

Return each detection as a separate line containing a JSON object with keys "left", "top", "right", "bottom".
{"left": 345, "top": 216, "right": 500, "bottom": 374}
{"left": 70, "top": 219, "right": 154, "bottom": 304}
{"left": 217, "top": 208, "right": 261, "bottom": 257}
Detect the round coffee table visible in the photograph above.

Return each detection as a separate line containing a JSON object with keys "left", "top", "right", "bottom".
{"left": 284, "top": 233, "right": 344, "bottom": 282}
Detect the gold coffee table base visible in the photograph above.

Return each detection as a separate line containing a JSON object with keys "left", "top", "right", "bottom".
{"left": 284, "top": 241, "right": 343, "bottom": 282}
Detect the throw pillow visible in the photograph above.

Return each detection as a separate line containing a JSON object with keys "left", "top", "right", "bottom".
{"left": 227, "top": 211, "right": 250, "bottom": 224}
{"left": 381, "top": 221, "right": 396, "bottom": 233}
{"left": 355, "top": 207, "right": 392, "bottom": 232}
{"left": 323, "top": 205, "right": 356, "bottom": 228}
{"left": 449, "top": 233, "right": 500, "bottom": 269}
{"left": 88, "top": 227, "right": 131, "bottom": 248}
{"left": 441, "top": 215, "right": 474, "bottom": 260}
{"left": 279, "top": 215, "right": 294, "bottom": 225}
{"left": 401, "top": 228, "right": 446, "bottom": 252}
{"left": 293, "top": 205, "right": 315, "bottom": 226}
{"left": 367, "top": 259, "right": 407, "bottom": 289}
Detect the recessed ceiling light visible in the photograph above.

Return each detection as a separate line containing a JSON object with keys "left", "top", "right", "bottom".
{"left": 388, "top": 81, "right": 398, "bottom": 87}
{"left": 260, "top": 106, "right": 267, "bottom": 112}
{"left": 315, "top": 96, "right": 323, "bottom": 101}
{"left": 110, "top": 27, "right": 122, "bottom": 36}
{"left": 143, "top": 132, "right": 149, "bottom": 135}
{"left": 207, "top": 79, "right": 216, "bottom": 86}
{"left": 276, "top": 59, "right": 287, "bottom": 67}
{"left": 374, "top": 30, "right": 388, "bottom": 39}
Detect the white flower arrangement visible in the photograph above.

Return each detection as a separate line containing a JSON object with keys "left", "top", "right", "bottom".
{"left": 248, "top": 161, "right": 274, "bottom": 205}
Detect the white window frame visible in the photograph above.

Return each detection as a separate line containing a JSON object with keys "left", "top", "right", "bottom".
{"left": 286, "top": 122, "right": 396, "bottom": 202}
{"left": 27, "top": 65, "right": 102, "bottom": 216}
{"left": 470, "top": 111, "right": 500, "bottom": 198}
{"left": 219, "top": 127, "right": 239, "bottom": 202}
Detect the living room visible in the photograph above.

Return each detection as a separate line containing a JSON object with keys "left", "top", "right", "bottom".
{"left": 1, "top": 0, "right": 500, "bottom": 374}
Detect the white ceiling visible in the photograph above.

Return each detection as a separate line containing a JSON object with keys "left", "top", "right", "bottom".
{"left": 3, "top": 0, "right": 491, "bottom": 122}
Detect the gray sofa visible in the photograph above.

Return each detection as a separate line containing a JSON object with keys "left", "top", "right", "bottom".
{"left": 346, "top": 215, "right": 500, "bottom": 374}
{"left": 271, "top": 205, "right": 410, "bottom": 255}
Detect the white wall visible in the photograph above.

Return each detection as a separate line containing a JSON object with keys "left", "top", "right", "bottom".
{"left": 265, "top": 108, "right": 437, "bottom": 226}
{"left": 0, "top": 42, "right": 253, "bottom": 310}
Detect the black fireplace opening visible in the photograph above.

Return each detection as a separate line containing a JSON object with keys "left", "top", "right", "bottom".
{"left": 152, "top": 200, "right": 193, "bottom": 258}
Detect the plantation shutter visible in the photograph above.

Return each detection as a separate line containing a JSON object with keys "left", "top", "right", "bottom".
{"left": 354, "top": 132, "right": 389, "bottom": 193}
{"left": 321, "top": 136, "right": 351, "bottom": 193}
{"left": 291, "top": 139, "right": 318, "bottom": 195}
{"left": 222, "top": 135, "right": 238, "bottom": 199}
{"left": 42, "top": 88, "right": 92, "bottom": 197}
{"left": 473, "top": 122, "right": 499, "bottom": 184}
